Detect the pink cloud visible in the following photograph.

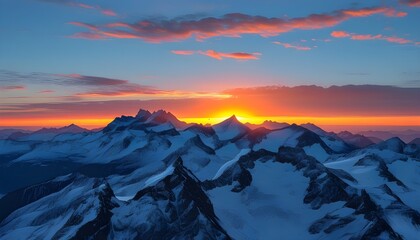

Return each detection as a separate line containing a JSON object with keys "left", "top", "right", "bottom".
{"left": 39, "top": 0, "right": 117, "bottom": 17}
{"left": 273, "top": 41, "right": 312, "bottom": 51}
{"left": 171, "top": 50, "right": 195, "bottom": 55}
{"left": 331, "top": 30, "right": 415, "bottom": 45}
{"left": 69, "top": 6, "right": 405, "bottom": 42}
{"left": 400, "top": 0, "right": 420, "bottom": 7}
{"left": 68, "top": 22, "right": 98, "bottom": 31}
{"left": 383, "top": 36, "right": 411, "bottom": 44}
{"left": 331, "top": 31, "right": 350, "bottom": 38}
{"left": 39, "top": 90, "right": 55, "bottom": 94}
{"left": 100, "top": 9, "right": 117, "bottom": 17}
{"left": 351, "top": 34, "right": 382, "bottom": 40}
{"left": 0, "top": 85, "right": 25, "bottom": 90}
{"left": 198, "top": 50, "right": 260, "bottom": 60}
{"left": 171, "top": 50, "right": 260, "bottom": 60}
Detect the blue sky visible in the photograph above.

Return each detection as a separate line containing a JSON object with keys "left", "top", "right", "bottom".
{"left": 1, "top": 0, "right": 419, "bottom": 91}
{"left": 0, "top": 0, "right": 419, "bottom": 128}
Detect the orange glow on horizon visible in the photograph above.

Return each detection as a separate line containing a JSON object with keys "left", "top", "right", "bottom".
{"left": 180, "top": 115, "right": 420, "bottom": 126}
{"left": 1, "top": 115, "right": 420, "bottom": 130}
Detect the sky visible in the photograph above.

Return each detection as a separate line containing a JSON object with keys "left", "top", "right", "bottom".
{"left": 0, "top": 0, "right": 419, "bottom": 130}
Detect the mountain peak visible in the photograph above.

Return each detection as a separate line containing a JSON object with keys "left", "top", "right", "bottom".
{"left": 145, "top": 109, "right": 189, "bottom": 129}
{"left": 135, "top": 109, "right": 152, "bottom": 121}
{"left": 227, "top": 114, "right": 239, "bottom": 122}
{"left": 213, "top": 115, "right": 249, "bottom": 141}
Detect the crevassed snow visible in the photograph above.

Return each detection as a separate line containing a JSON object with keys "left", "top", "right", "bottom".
{"left": 253, "top": 128, "right": 303, "bottom": 152}
{"left": 320, "top": 136, "right": 347, "bottom": 153}
{"left": 208, "top": 160, "right": 345, "bottom": 240}
{"left": 144, "top": 165, "right": 175, "bottom": 187}
{"left": 213, "top": 148, "right": 251, "bottom": 180}
{"left": 324, "top": 154, "right": 366, "bottom": 170}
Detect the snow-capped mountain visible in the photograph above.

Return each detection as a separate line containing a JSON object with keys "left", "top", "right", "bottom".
{"left": 0, "top": 129, "right": 32, "bottom": 140}
{"left": 7, "top": 124, "right": 89, "bottom": 141}
{"left": 336, "top": 131, "right": 375, "bottom": 148}
{"left": 0, "top": 109, "right": 419, "bottom": 240}
{"left": 359, "top": 130, "right": 420, "bottom": 143}
{"left": 212, "top": 115, "right": 250, "bottom": 141}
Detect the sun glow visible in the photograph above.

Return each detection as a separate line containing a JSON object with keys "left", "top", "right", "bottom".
{"left": 1, "top": 115, "right": 420, "bottom": 130}
{"left": 179, "top": 115, "right": 420, "bottom": 126}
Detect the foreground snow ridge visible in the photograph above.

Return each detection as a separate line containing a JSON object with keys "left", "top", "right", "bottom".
{"left": 0, "top": 109, "right": 419, "bottom": 240}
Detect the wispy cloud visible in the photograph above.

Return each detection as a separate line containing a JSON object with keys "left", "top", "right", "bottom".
{"left": 331, "top": 31, "right": 416, "bottom": 45}
{"left": 198, "top": 50, "right": 260, "bottom": 60}
{"left": 171, "top": 50, "right": 195, "bottom": 55}
{"left": 56, "top": 74, "right": 129, "bottom": 86}
{"left": 171, "top": 50, "right": 261, "bottom": 60}
{"left": 69, "top": 6, "right": 406, "bottom": 43}
{"left": 39, "top": 90, "right": 55, "bottom": 94}
{"left": 273, "top": 41, "right": 312, "bottom": 51}
{"left": 54, "top": 74, "right": 165, "bottom": 96}
{"left": 400, "top": 0, "right": 420, "bottom": 7}
{"left": 0, "top": 85, "right": 25, "bottom": 90}
{"left": 38, "top": 0, "right": 117, "bottom": 16}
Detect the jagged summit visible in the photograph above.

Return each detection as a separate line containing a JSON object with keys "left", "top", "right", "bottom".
{"left": 145, "top": 109, "right": 189, "bottom": 129}
{"left": 135, "top": 109, "right": 152, "bottom": 121}
{"left": 213, "top": 115, "right": 249, "bottom": 141}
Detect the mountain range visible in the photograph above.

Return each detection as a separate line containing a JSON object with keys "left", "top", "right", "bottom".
{"left": 0, "top": 109, "right": 419, "bottom": 239}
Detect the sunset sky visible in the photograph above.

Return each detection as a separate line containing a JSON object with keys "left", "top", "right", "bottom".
{"left": 0, "top": 0, "right": 419, "bottom": 130}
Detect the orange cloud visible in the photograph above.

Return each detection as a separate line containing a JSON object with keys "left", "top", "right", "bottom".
{"left": 351, "top": 34, "right": 382, "bottom": 40}
{"left": 331, "top": 30, "right": 416, "bottom": 45}
{"left": 171, "top": 50, "right": 195, "bottom": 55}
{"left": 198, "top": 50, "right": 260, "bottom": 60}
{"left": 383, "top": 36, "right": 411, "bottom": 44}
{"left": 331, "top": 31, "right": 351, "bottom": 38}
{"left": 342, "top": 7, "right": 406, "bottom": 17}
{"left": 273, "top": 41, "right": 311, "bottom": 51}
{"left": 171, "top": 50, "right": 260, "bottom": 60}
{"left": 69, "top": 6, "right": 405, "bottom": 42}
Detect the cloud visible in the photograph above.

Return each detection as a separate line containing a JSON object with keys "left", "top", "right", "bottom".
{"left": 39, "top": 90, "right": 55, "bottom": 94}
{"left": 0, "top": 70, "right": 165, "bottom": 97}
{"left": 400, "top": 0, "right": 420, "bottom": 7}
{"left": 273, "top": 41, "right": 311, "bottom": 51}
{"left": 171, "top": 50, "right": 195, "bottom": 55}
{"left": 331, "top": 31, "right": 351, "bottom": 38}
{"left": 222, "top": 85, "right": 420, "bottom": 117}
{"left": 38, "top": 0, "right": 117, "bottom": 16}
{"left": 69, "top": 6, "right": 405, "bottom": 43}
{"left": 2, "top": 85, "right": 420, "bottom": 124}
{"left": 56, "top": 74, "right": 129, "bottom": 86}
{"left": 351, "top": 34, "right": 382, "bottom": 40}
{"left": 55, "top": 74, "right": 165, "bottom": 96}
{"left": 383, "top": 36, "right": 411, "bottom": 44}
{"left": 331, "top": 30, "right": 416, "bottom": 45}
{"left": 171, "top": 50, "right": 261, "bottom": 60}
{"left": 0, "top": 85, "right": 25, "bottom": 90}
{"left": 198, "top": 50, "right": 260, "bottom": 60}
